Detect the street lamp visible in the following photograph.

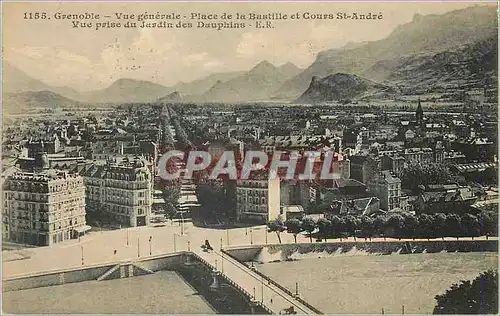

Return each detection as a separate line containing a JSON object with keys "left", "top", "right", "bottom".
{"left": 81, "top": 246, "right": 84, "bottom": 265}
{"left": 180, "top": 211, "right": 185, "bottom": 236}
{"left": 187, "top": 240, "right": 191, "bottom": 251}
{"left": 265, "top": 228, "right": 268, "bottom": 244}
{"left": 126, "top": 228, "right": 129, "bottom": 246}
{"left": 250, "top": 227, "right": 253, "bottom": 245}
{"left": 137, "top": 237, "right": 140, "bottom": 257}
{"left": 220, "top": 237, "right": 223, "bottom": 250}
{"left": 149, "top": 236, "right": 152, "bottom": 255}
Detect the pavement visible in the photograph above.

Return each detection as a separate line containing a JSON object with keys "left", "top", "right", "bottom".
{"left": 2, "top": 223, "right": 495, "bottom": 279}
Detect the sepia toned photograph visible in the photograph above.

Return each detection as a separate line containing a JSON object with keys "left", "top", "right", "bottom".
{"left": 1, "top": 1, "right": 498, "bottom": 314}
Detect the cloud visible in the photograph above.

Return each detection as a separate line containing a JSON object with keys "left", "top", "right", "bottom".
{"left": 236, "top": 33, "right": 269, "bottom": 58}
{"left": 203, "top": 60, "right": 223, "bottom": 69}
{"left": 183, "top": 52, "right": 209, "bottom": 65}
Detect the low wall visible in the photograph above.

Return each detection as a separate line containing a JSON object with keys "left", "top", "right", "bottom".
{"left": 134, "top": 253, "right": 185, "bottom": 272}
{"left": 3, "top": 252, "right": 187, "bottom": 292}
{"left": 222, "top": 246, "right": 263, "bottom": 262}
{"left": 225, "top": 240, "right": 498, "bottom": 263}
{"left": 3, "top": 265, "right": 113, "bottom": 292}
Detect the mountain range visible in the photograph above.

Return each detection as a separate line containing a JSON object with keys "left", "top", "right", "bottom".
{"left": 198, "top": 61, "right": 302, "bottom": 102}
{"left": 276, "top": 5, "right": 497, "bottom": 99}
{"left": 296, "top": 73, "right": 397, "bottom": 104}
{"left": 3, "top": 5, "right": 497, "bottom": 109}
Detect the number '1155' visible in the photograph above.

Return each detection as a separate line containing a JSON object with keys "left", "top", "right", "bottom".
{"left": 24, "top": 12, "right": 48, "bottom": 19}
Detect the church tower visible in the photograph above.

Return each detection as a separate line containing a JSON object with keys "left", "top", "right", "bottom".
{"left": 416, "top": 98, "right": 424, "bottom": 127}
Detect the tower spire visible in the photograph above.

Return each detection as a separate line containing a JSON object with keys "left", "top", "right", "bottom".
{"left": 416, "top": 98, "right": 423, "bottom": 126}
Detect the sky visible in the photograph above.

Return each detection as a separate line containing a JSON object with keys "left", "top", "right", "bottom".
{"left": 2, "top": 2, "right": 496, "bottom": 91}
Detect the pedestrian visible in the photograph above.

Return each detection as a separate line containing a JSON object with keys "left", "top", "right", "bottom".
{"left": 114, "top": 249, "right": 117, "bottom": 255}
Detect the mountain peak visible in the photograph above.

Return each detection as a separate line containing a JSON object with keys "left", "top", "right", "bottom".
{"left": 279, "top": 62, "right": 299, "bottom": 71}
{"left": 251, "top": 60, "right": 277, "bottom": 72}
{"left": 297, "top": 73, "right": 394, "bottom": 104}
{"left": 158, "top": 91, "right": 182, "bottom": 103}
{"left": 279, "top": 62, "right": 296, "bottom": 68}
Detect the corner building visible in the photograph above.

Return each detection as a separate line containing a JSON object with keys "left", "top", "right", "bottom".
{"left": 236, "top": 178, "right": 280, "bottom": 224}
{"left": 75, "top": 158, "right": 152, "bottom": 227}
{"left": 2, "top": 170, "right": 87, "bottom": 246}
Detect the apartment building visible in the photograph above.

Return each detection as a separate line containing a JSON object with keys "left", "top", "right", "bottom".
{"left": 2, "top": 169, "right": 87, "bottom": 246}
{"left": 370, "top": 170, "right": 407, "bottom": 211}
{"left": 73, "top": 157, "right": 152, "bottom": 227}
{"left": 236, "top": 178, "right": 280, "bottom": 223}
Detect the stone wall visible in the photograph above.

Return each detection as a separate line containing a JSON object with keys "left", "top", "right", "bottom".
{"left": 225, "top": 240, "right": 498, "bottom": 263}
{"left": 3, "top": 252, "right": 186, "bottom": 292}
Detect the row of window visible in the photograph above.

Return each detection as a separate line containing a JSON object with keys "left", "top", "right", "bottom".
{"left": 237, "top": 189, "right": 267, "bottom": 196}
{"left": 9, "top": 217, "right": 82, "bottom": 231}
{"left": 237, "top": 197, "right": 267, "bottom": 205}
{"left": 86, "top": 180, "right": 150, "bottom": 190}
{"left": 238, "top": 205, "right": 267, "bottom": 213}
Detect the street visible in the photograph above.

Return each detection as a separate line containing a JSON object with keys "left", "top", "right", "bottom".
{"left": 2, "top": 222, "right": 495, "bottom": 278}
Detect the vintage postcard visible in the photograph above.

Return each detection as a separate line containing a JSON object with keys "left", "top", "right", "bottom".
{"left": 1, "top": 1, "right": 498, "bottom": 314}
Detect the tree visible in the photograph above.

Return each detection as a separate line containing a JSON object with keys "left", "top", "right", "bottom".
{"left": 445, "top": 214, "right": 462, "bottom": 238}
{"left": 401, "top": 162, "right": 453, "bottom": 193}
{"left": 386, "top": 214, "right": 405, "bottom": 238}
{"left": 267, "top": 217, "right": 286, "bottom": 244}
{"left": 301, "top": 217, "right": 316, "bottom": 243}
{"left": 343, "top": 215, "right": 359, "bottom": 238}
{"left": 329, "top": 215, "right": 344, "bottom": 238}
{"left": 478, "top": 210, "right": 498, "bottom": 237}
{"left": 316, "top": 218, "right": 332, "bottom": 241}
{"left": 417, "top": 213, "right": 434, "bottom": 239}
{"left": 461, "top": 213, "right": 480, "bottom": 237}
{"left": 373, "top": 215, "right": 387, "bottom": 236}
{"left": 359, "top": 215, "right": 375, "bottom": 238}
{"left": 402, "top": 214, "right": 419, "bottom": 239}
{"left": 433, "top": 270, "right": 498, "bottom": 314}
{"left": 433, "top": 213, "right": 448, "bottom": 239}
{"left": 162, "top": 185, "right": 180, "bottom": 218}
{"left": 285, "top": 218, "right": 303, "bottom": 243}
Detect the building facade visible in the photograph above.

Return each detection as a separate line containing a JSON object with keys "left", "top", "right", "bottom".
{"left": 370, "top": 170, "right": 407, "bottom": 211}
{"left": 236, "top": 178, "right": 280, "bottom": 223}
{"left": 2, "top": 170, "right": 87, "bottom": 246}
{"left": 75, "top": 158, "right": 152, "bottom": 227}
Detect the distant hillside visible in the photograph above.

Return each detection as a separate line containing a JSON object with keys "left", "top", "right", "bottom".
{"left": 81, "top": 78, "right": 172, "bottom": 103}
{"left": 3, "top": 90, "right": 81, "bottom": 113}
{"left": 296, "top": 73, "right": 397, "bottom": 103}
{"left": 51, "top": 85, "right": 85, "bottom": 101}
{"left": 371, "top": 36, "right": 498, "bottom": 93}
{"left": 3, "top": 63, "right": 52, "bottom": 93}
{"left": 274, "top": 5, "right": 498, "bottom": 99}
{"left": 201, "top": 61, "right": 301, "bottom": 102}
{"left": 172, "top": 71, "right": 245, "bottom": 98}
{"left": 157, "top": 91, "right": 182, "bottom": 103}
